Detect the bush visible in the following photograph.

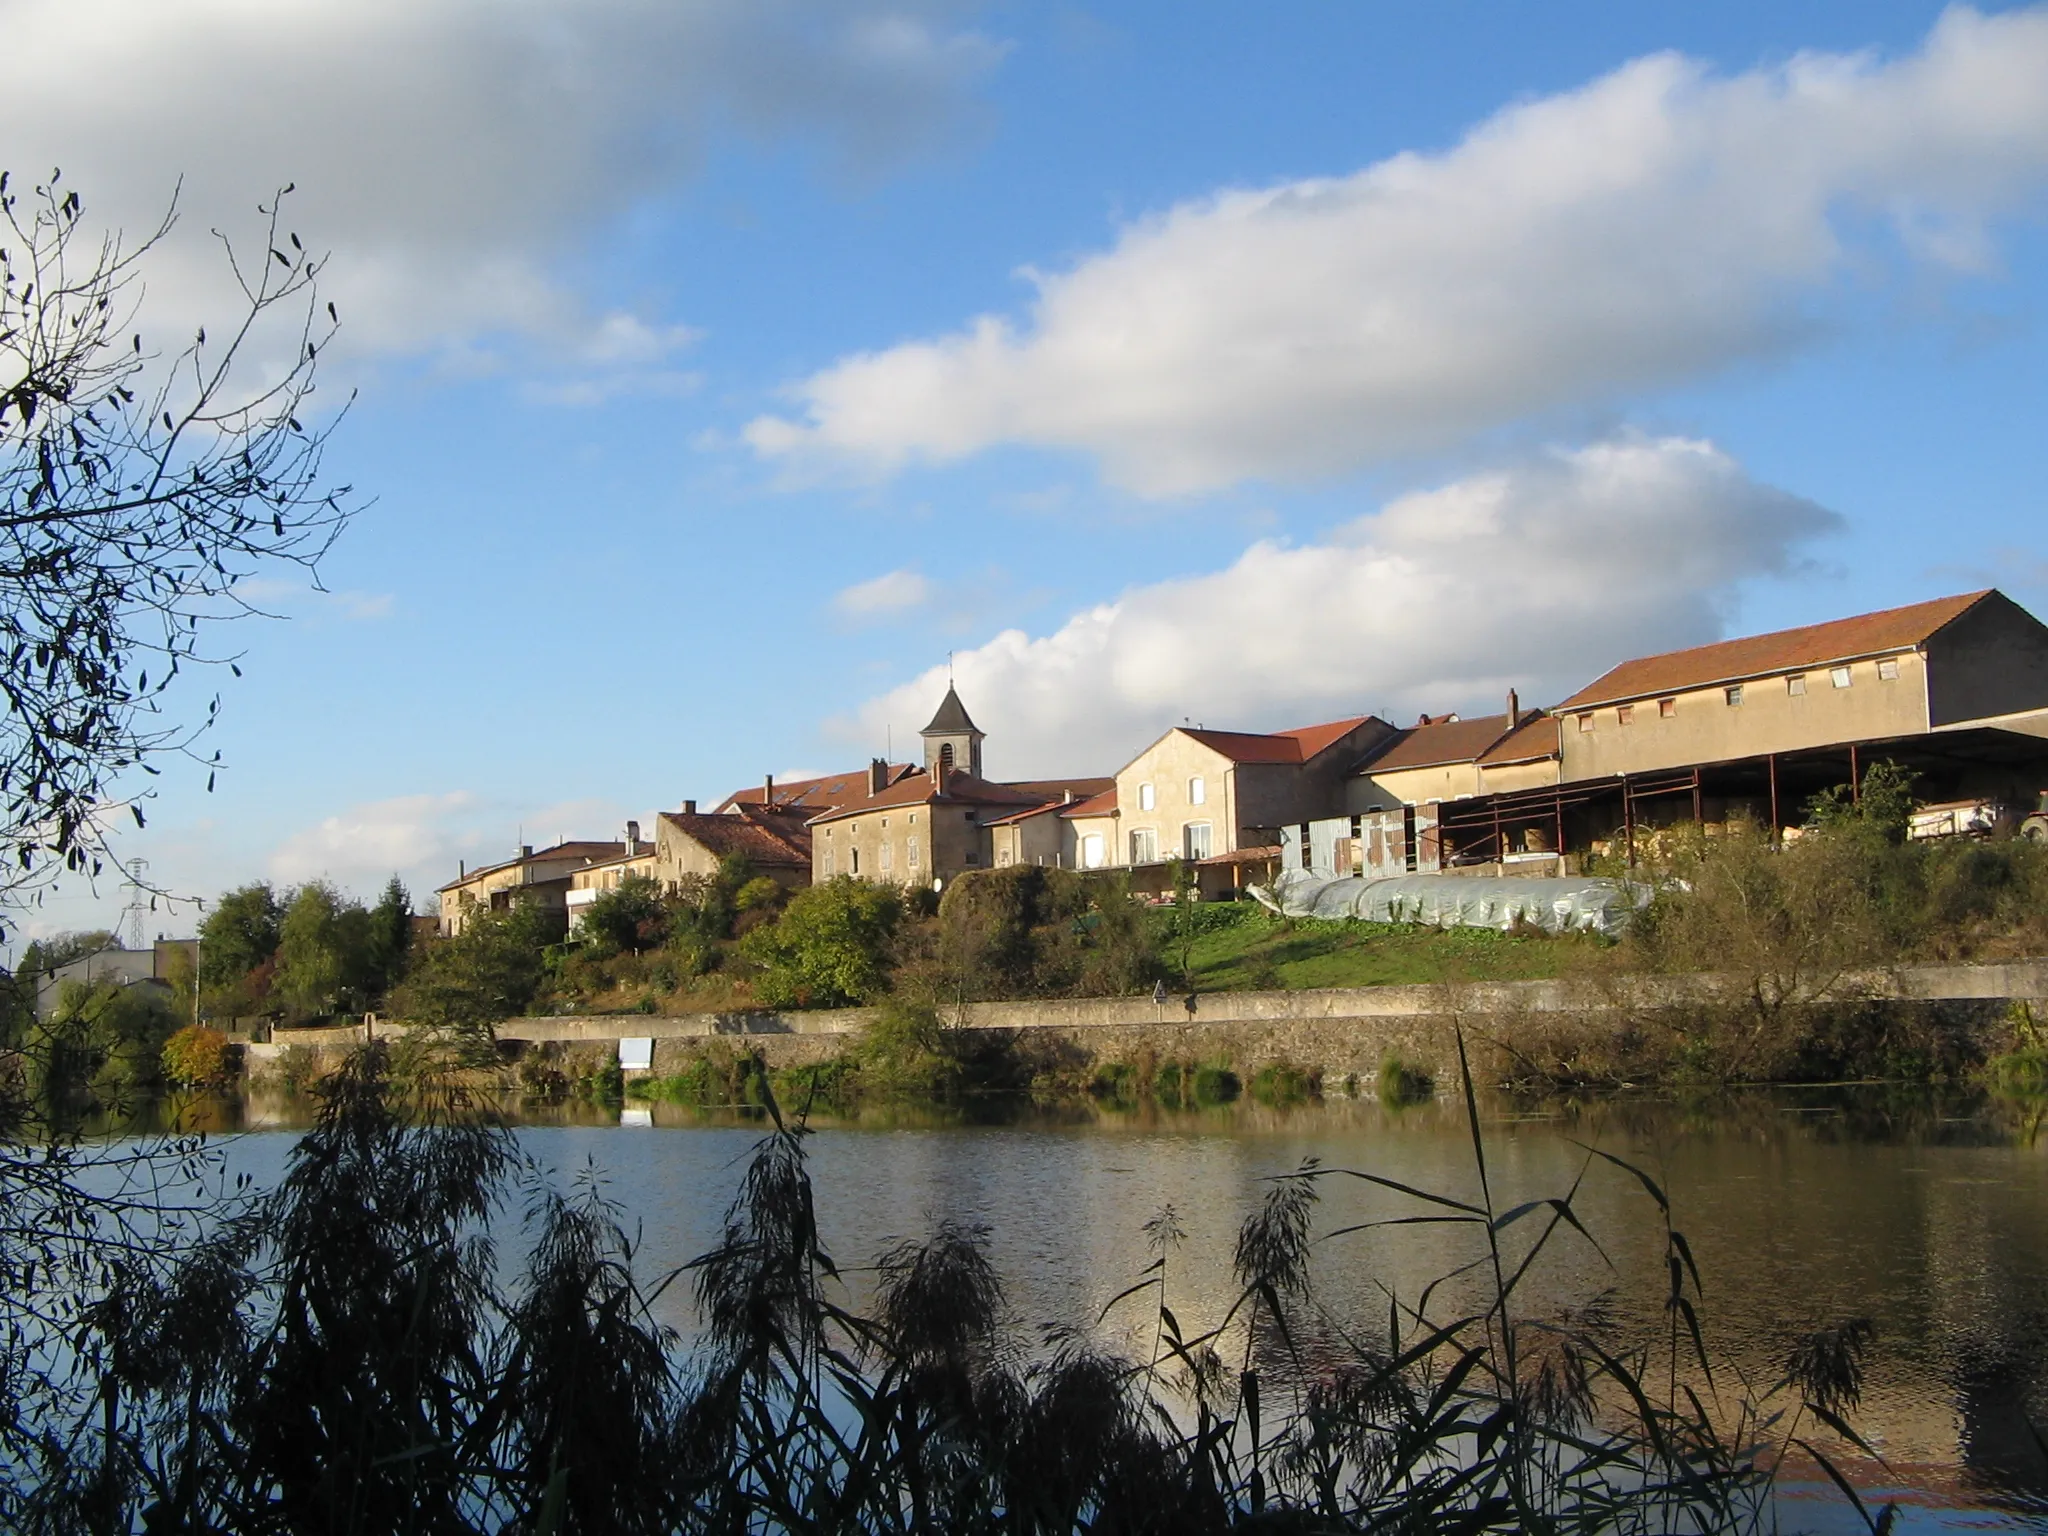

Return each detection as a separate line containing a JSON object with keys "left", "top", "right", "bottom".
{"left": 388, "top": 897, "right": 555, "bottom": 1035}
{"left": 578, "top": 872, "right": 669, "bottom": 957}
{"left": 1248, "top": 1060, "right": 1318, "bottom": 1106}
{"left": 739, "top": 877, "right": 902, "bottom": 1008}
{"left": 1377, "top": 1049, "right": 1435, "bottom": 1106}
{"left": 161, "top": 1025, "right": 230, "bottom": 1087}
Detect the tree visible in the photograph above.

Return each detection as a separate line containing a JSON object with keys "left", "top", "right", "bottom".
{"left": 580, "top": 872, "right": 669, "bottom": 956}
{"left": 197, "top": 880, "right": 282, "bottom": 992}
{"left": 390, "top": 899, "right": 554, "bottom": 1035}
{"left": 740, "top": 877, "right": 902, "bottom": 1008}
{"left": 0, "top": 172, "right": 353, "bottom": 914}
{"left": 272, "top": 880, "right": 376, "bottom": 1018}
{"left": 367, "top": 874, "right": 413, "bottom": 997}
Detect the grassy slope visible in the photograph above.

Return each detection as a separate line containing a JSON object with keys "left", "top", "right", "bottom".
{"left": 1160, "top": 906, "right": 1593, "bottom": 992}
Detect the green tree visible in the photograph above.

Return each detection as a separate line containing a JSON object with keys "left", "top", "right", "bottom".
{"left": 27, "top": 977, "right": 177, "bottom": 1102}
{"left": 198, "top": 883, "right": 283, "bottom": 990}
{"left": 367, "top": 875, "right": 414, "bottom": 997}
{"left": 272, "top": 881, "right": 376, "bottom": 1019}
{"left": 390, "top": 899, "right": 554, "bottom": 1035}
{"left": 740, "top": 877, "right": 902, "bottom": 1008}
{"left": 580, "top": 872, "right": 669, "bottom": 957}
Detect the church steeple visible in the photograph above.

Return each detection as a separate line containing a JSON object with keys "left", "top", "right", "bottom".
{"left": 920, "top": 685, "right": 984, "bottom": 780}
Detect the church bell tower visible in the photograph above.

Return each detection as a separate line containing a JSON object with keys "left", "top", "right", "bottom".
{"left": 920, "top": 685, "right": 985, "bottom": 780}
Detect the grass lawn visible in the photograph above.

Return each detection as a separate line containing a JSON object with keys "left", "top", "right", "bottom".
{"left": 1154, "top": 904, "right": 1599, "bottom": 992}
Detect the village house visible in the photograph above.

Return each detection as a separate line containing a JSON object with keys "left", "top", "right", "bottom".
{"left": 1060, "top": 787, "right": 1120, "bottom": 870}
{"left": 809, "top": 687, "right": 1110, "bottom": 889}
{"left": 712, "top": 763, "right": 919, "bottom": 816}
{"left": 437, "top": 836, "right": 641, "bottom": 936}
{"left": 1108, "top": 715, "right": 1396, "bottom": 891}
{"left": 562, "top": 829, "right": 663, "bottom": 933}
{"left": 652, "top": 801, "right": 813, "bottom": 891}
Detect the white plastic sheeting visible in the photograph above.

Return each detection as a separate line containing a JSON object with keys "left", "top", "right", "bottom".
{"left": 1248, "top": 869, "right": 1644, "bottom": 936}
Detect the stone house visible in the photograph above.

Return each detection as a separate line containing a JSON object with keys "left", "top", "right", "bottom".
{"left": 652, "top": 802, "right": 813, "bottom": 891}
{"left": 437, "top": 837, "right": 638, "bottom": 936}
{"left": 1557, "top": 589, "right": 2048, "bottom": 785}
{"left": 809, "top": 687, "right": 1109, "bottom": 890}
{"left": 1111, "top": 716, "right": 1396, "bottom": 870}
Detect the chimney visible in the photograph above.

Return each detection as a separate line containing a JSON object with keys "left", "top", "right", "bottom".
{"left": 1507, "top": 689, "right": 1520, "bottom": 730}
{"left": 459, "top": 859, "right": 465, "bottom": 878}
{"left": 682, "top": 799, "right": 697, "bottom": 816}
{"left": 519, "top": 844, "right": 533, "bottom": 860}
{"left": 1064, "top": 789, "right": 1074, "bottom": 804}
{"left": 764, "top": 774, "right": 774, "bottom": 805}
{"left": 625, "top": 819, "right": 640, "bottom": 849}
{"left": 869, "top": 757, "right": 889, "bottom": 795}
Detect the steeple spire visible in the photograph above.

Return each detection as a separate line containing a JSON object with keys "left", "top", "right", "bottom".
{"left": 920, "top": 684, "right": 984, "bottom": 779}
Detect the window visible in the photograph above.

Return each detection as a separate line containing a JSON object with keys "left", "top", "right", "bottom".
{"left": 880, "top": 841, "right": 893, "bottom": 872}
{"left": 1616, "top": 704, "right": 1634, "bottom": 726}
{"left": 822, "top": 848, "right": 835, "bottom": 875}
{"left": 1658, "top": 697, "right": 1676, "bottom": 718}
{"left": 1188, "top": 776, "right": 1206, "bottom": 805}
{"left": 1130, "top": 828, "right": 1158, "bottom": 864}
{"left": 1299, "top": 823, "right": 1313, "bottom": 869}
{"left": 880, "top": 817, "right": 889, "bottom": 828}
{"left": 1183, "top": 822, "right": 1213, "bottom": 860}
{"left": 909, "top": 813, "right": 917, "bottom": 825}
{"left": 1081, "top": 833, "right": 1105, "bottom": 869}
{"left": 850, "top": 847, "right": 860, "bottom": 875}
{"left": 1787, "top": 673, "right": 1806, "bottom": 696}
{"left": 907, "top": 839, "right": 920, "bottom": 869}
{"left": 1725, "top": 684, "right": 1744, "bottom": 707}
{"left": 1878, "top": 657, "right": 1900, "bottom": 681}
{"left": 1577, "top": 713, "right": 1594, "bottom": 732}
{"left": 939, "top": 743, "right": 955, "bottom": 771}
{"left": 1830, "top": 666, "right": 1852, "bottom": 689}
{"left": 1138, "top": 782, "right": 1156, "bottom": 811}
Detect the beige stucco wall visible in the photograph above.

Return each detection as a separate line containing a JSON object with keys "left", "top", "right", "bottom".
{"left": 992, "top": 810, "right": 1065, "bottom": 869}
{"left": 568, "top": 852, "right": 656, "bottom": 892}
{"left": 1349, "top": 760, "right": 1482, "bottom": 812}
{"left": 654, "top": 821, "right": 808, "bottom": 892}
{"left": 1114, "top": 733, "right": 1234, "bottom": 866}
{"left": 1477, "top": 757, "right": 1563, "bottom": 795}
{"left": 439, "top": 854, "right": 589, "bottom": 935}
{"left": 816, "top": 800, "right": 993, "bottom": 889}
{"left": 1560, "top": 651, "right": 1932, "bottom": 781}
{"left": 1064, "top": 811, "right": 1118, "bottom": 870}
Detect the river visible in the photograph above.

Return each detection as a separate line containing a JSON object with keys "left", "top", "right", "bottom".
{"left": 137, "top": 1085, "right": 2048, "bottom": 1531}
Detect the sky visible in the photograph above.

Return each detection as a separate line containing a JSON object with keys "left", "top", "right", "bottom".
{"left": 5, "top": 0, "right": 2048, "bottom": 945}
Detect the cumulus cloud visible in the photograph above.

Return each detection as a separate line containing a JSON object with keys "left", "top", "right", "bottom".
{"left": 267, "top": 791, "right": 481, "bottom": 892}
{"left": 840, "top": 437, "right": 1841, "bottom": 773}
{"left": 753, "top": 6, "right": 2048, "bottom": 494}
{"left": 0, "top": 0, "right": 1000, "bottom": 384}
{"left": 833, "top": 568, "right": 935, "bottom": 621}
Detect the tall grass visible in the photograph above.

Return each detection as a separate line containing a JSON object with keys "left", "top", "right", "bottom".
{"left": 0, "top": 1039, "right": 1893, "bottom": 1533}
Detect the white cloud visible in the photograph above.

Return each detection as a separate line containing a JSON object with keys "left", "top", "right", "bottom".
{"left": 833, "top": 568, "right": 935, "bottom": 621}
{"left": 839, "top": 436, "right": 1842, "bottom": 773}
{"left": 232, "top": 578, "right": 395, "bottom": 622}
{"left": 753, "top": 6, "right": 2048, "bottom": 495}
{"left": 0, "top": 0, "right": 1000, "bottom": 385}
{"left": 267, "top": 791, "right": 481, "bottom": 892}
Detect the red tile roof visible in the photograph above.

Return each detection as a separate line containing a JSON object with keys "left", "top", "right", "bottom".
{"left": 712, "top": 764, "right": 916, "bottom": 815}
{"left": 1002, "top": 776, "right": 1115, "bottom": 801}
{"left": 1060, "top": 788, "right": 1118, "bottom": 819}
{"left": 438, "top": 840, "right": 628, "bottom": 892}
{"left": 1556, "top": 592, "right": 1991, "bottom": 711}
{"left": 1479, "top": 714, "right": 1561, "bottom": 766}
{"left": 1357, "top": 714, "right": 1514, "bottom": 772}
{"left": 659, "top": 810, "right": 810, "bottom": 869}
{"left": 1180, "top": 715, "right": 1377, "bottom": 765}
{"left": 805, "top": 768, "right": 1054, "bottom": 826}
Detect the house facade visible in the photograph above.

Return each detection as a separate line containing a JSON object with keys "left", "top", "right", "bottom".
{"left": 653, "top": 802, "right": 813, "bottom": 891}
{"left": 1111, "top": 716, "right": 1395, "bottom": 869}
{"left": 437, "top": 837, "right": 637, "bottom": 936}
{"left": 809, "top": 688, "right": 1109, "bottom": 889}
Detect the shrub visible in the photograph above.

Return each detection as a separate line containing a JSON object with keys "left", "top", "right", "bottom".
{"left": 1377, "top": 1049, "right": 1435, "bottom": 1106}
{"left": 161, "top": 1024, "right": 230, "bottom": 1087}
{"left": 1249, "top": 1060, "right": 1319, "bottom": 1106}
{"left": 739, "top": 877, "right": 902, "bottom": 1008}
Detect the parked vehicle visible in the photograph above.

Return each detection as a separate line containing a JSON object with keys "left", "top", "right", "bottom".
{"left": 1908, "top": 792, "right": 2048, "bottom": 842}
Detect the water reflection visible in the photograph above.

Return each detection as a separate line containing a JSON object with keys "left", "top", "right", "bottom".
{"left": 124, "top": 1084, "right": 2048, "bottom": 1524}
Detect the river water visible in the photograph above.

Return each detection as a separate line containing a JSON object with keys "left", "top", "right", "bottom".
{"left": 162, "top": 1086, "right": 2048, "bottom": 1531}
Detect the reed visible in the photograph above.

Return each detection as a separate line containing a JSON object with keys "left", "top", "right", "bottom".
{"left": 0, "top": 1038, "right": 1893, "bottom": 1533}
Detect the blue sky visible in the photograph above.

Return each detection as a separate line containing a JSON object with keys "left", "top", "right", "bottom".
{"left": 5, "top": 0, "right": 2048, "bottom": 943}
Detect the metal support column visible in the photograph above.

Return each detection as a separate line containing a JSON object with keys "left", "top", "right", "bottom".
{"left": 1850, "top": 744, "right": 1860, "bottom": 806}
{"left": 1691, "top": 766, "right": 1703, "bottom": 825}
{"left": 1768, "top": 753, "right": 1780, "bottom": 845}
{"left": 1492, "top": 800, "right": 1504, "bottom": 872}
{"left": 1622, "top": 775, "right": 1635, "bottom": 868}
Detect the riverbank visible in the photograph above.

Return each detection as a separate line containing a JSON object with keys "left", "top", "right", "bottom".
{"left": 246, "top": 956, "right": 2048, "bottom": 1107}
